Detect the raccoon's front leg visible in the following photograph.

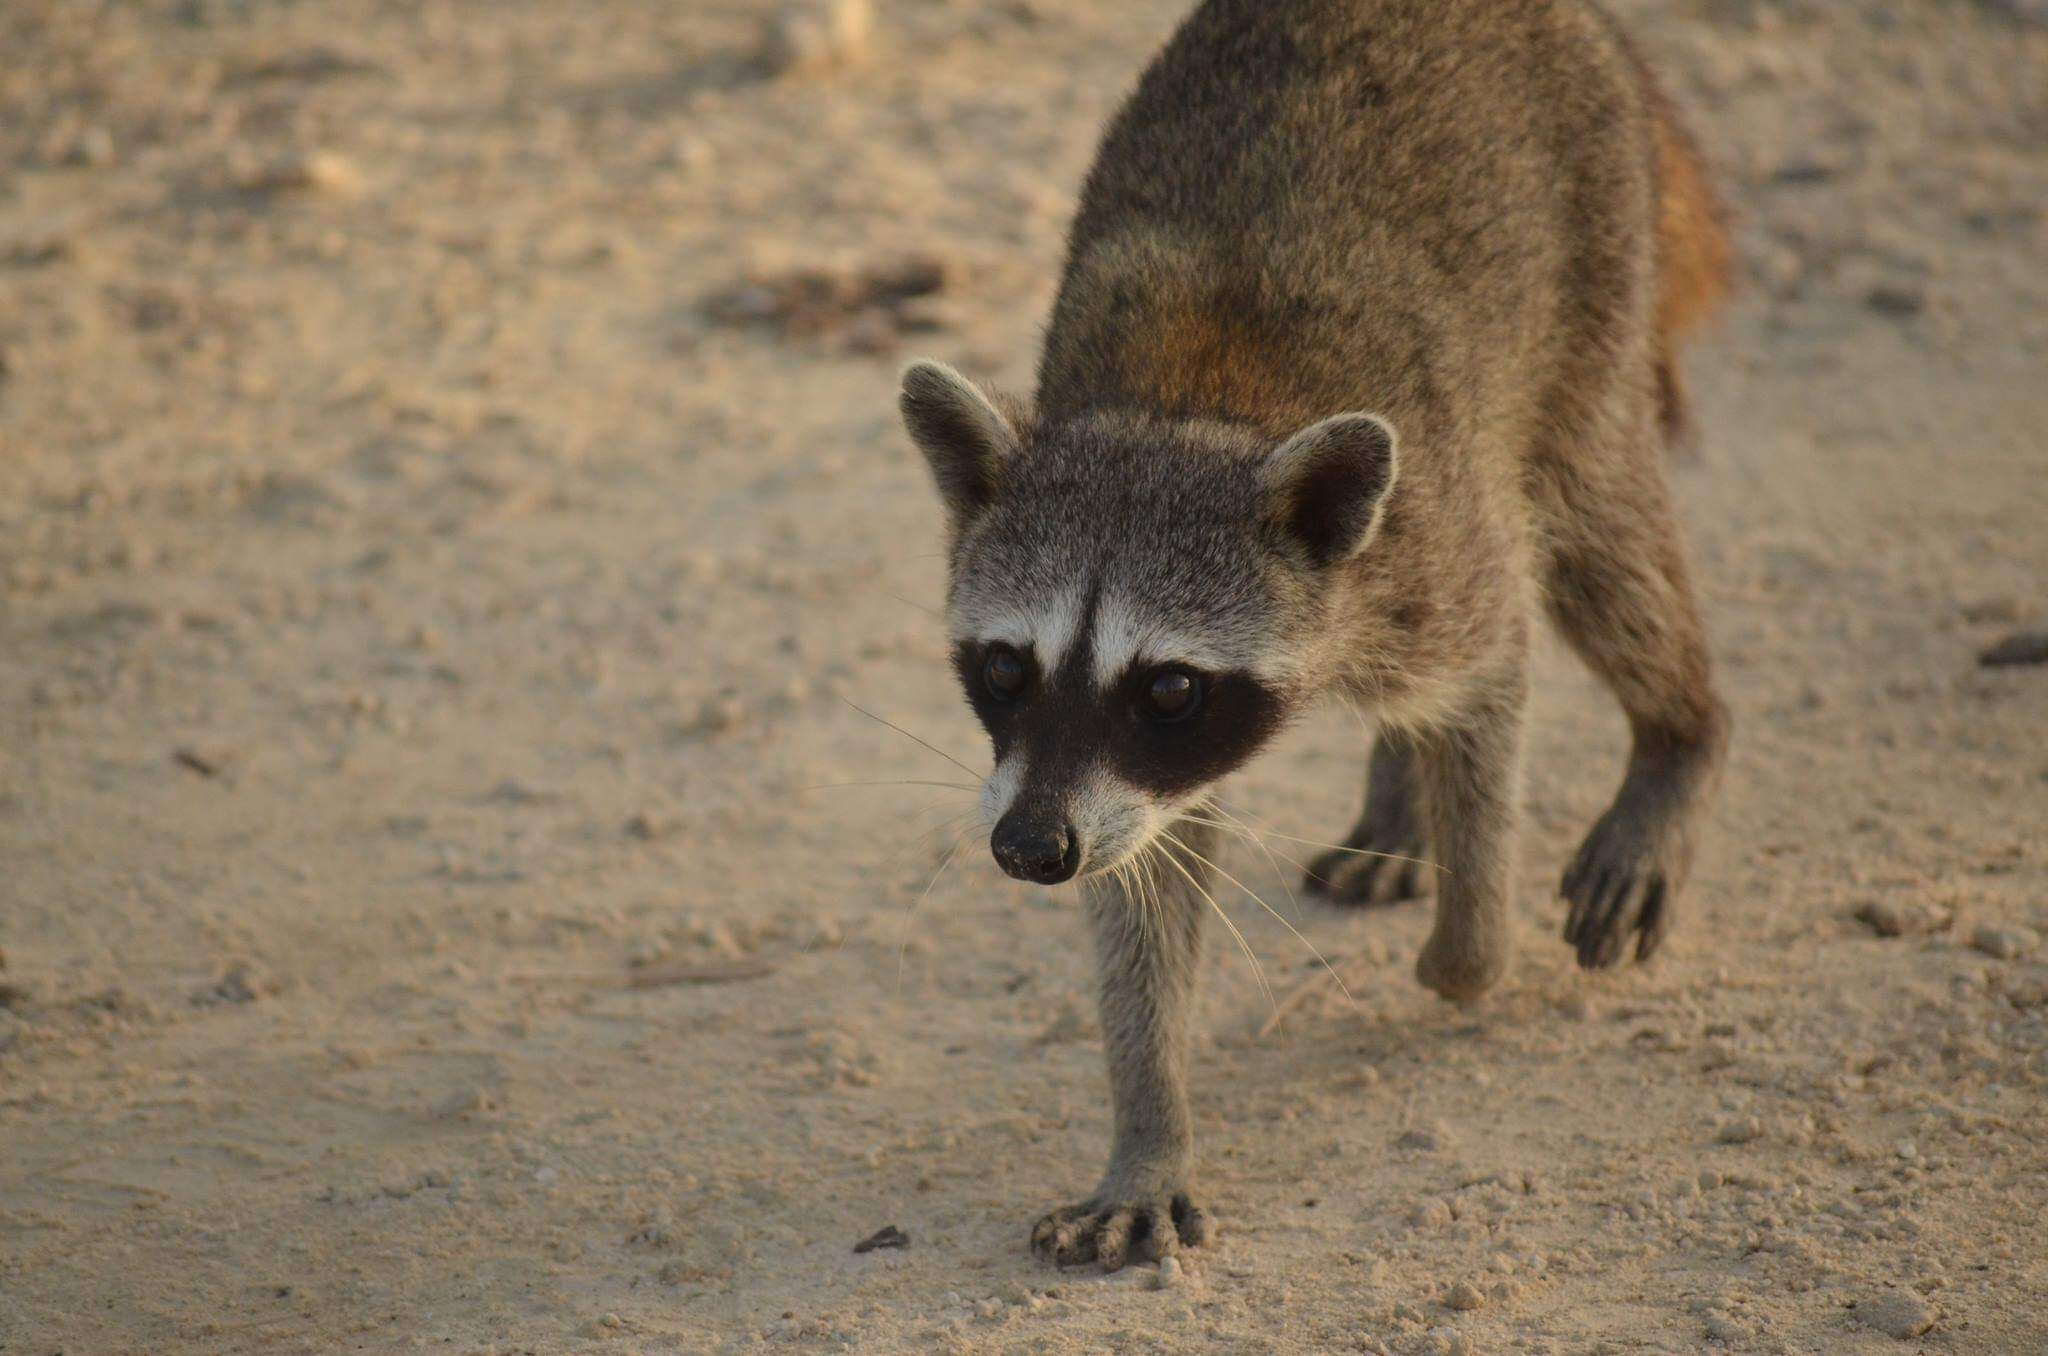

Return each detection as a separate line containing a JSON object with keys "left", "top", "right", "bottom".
{"left": 1411, "top": 651, "right": 1528, "bottom": 1002}
{"left": 1031, "top": 821, "right": 1217, "bottom": 1271}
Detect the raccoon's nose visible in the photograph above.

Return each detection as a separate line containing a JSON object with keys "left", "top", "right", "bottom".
{"left": 991, "top": 811, "right": 1081, "bottom": 885}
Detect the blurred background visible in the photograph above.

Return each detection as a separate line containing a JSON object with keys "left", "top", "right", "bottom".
{"left": 1, "top": 1, "right": 2044, "bottom": 1351}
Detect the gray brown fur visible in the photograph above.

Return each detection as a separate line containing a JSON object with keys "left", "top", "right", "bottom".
{"left": 900, "top": 0, "right": 1730, "bottom": 1271}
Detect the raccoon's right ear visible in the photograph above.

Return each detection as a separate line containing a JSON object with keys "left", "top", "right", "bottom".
{"left": 899, "top": 360, "right": 1020, "bottom": 525}
{"left": 1262, "top": 412, "right": 1401, "bottom": 567}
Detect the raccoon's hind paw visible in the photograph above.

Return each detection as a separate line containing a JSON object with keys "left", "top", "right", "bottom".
{"left": 1030, "top": 1191, "right": 1213, "bottom": 1272}
{"left": 1303, "top": 802, "right": 1431, "bottom": 907}
{"left": 1306, "top": 842, "right": 1431, "bottom": 907}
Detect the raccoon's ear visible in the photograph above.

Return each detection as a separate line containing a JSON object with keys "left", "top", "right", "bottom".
{"left": 899, "top": 360, "right": 1020, "bottom": 525}
{"left": 1263, "top": 412, "right": 1400, "bottom": 567}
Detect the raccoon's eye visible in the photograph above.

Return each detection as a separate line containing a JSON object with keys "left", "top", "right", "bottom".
{"left": 1144, "top": 668, "right": 1204, "bottom": 723}
{"left": 983, "top": 645, "right": 1029, "bottom": 702}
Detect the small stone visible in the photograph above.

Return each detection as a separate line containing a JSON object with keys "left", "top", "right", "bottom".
{"left": 1865, "top": 284, "right": 1925, "bottom": 318}
{"left": 1395, "top": 1120, "right": 1451, "bottom": 1151}
{"left": 688, "top": 695, "right": 746, "bottom": 735}
{"left": 1555, "top": 991, "right": 1595, "bottom": 1021}
{"left": 663, "top": 135, "right": 716, "bottom": 174}
{"left": 1444, "top": 1280, "right": 1486, "bottom": 1311}
{"left": 196, "top": 963, "right": 270, "bottom": 1006}
{"left": 1714, "top": 1116, "right": 1764, "bottom": 1145}
{"left": 625, "top": 810, "right": 674, "bottom": 841}
{"left": 1854, "top": 1290, "right": 1936, "bottom": 1339}
{"left": 1852, "top": 900, "right": 1949, "bottom": 938}
{"left": 852, "top": 1224, "right": 909, "bottom": 1253}
{"left": 760, "top": 0, "right": 872, "bottom": 75}
{"left": 1996, "top": 969, "right": 2048, "bottom": 1009}
{"left": 249, "top": 150, "right": 364, "bottom": 197}
{"left": 63, "top": 126, "right": 117, "bottom": 167}
{"left": 431, "top": 1087, "right": 491, "bottom": 1119}
{"left": 174, "top": 746, "right": 236, "bottom": 779}
{"left": 1153, "top": 1255, "right": 1184, "bottom": 1289}
{"left": 1970, "top": 925, "right": 2040, "bottom": 960}
{"left": 1978, "top": 631, "right": 2048, "bottom": 667}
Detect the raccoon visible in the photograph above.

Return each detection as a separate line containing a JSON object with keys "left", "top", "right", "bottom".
{"left": 898, "top": 0, "right": 1731, "bottom": 1271}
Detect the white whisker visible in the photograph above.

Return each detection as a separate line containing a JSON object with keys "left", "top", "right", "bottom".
{"left": 841, "top": 698, "right": 982, "bottom": 779}
{"left": 1166, "top": 826, "right": 1353, "bottom": 1013}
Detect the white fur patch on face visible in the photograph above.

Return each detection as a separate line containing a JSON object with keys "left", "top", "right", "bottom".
{"left": 1087, "top": 593, "right": 1242, "bottom": 690}
{"left": 978, "top": 751, "right": 1027, "bottom": 828}
{"left": 1068, "top": 760, "right": 1167, "bottom": 877}
{"left": 952, "top": 587, "right": 1086, "bottom": 673}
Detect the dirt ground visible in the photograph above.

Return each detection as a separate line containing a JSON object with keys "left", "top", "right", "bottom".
{"left": 2, "top": 1, "right": 2045, "bottom": 1352}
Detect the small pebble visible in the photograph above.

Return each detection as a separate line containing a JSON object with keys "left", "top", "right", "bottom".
{"left": 1852, "top": 900, "right": 1948, "bottom": 938}
{"left": 1395, "top": 1120, "right": 1451, "bottom": 1151}
{"left": 1854, "top": 1290, "right": 1936, "bottom": 1340}
{"left": 1153, "top": 1255, "right": 1184, "bottom": 1289}
{"left": 64, "top": 126, "right": 117, "bottom": 167}
{"left": 760, "top": 0, "right": 872, "bottom": 75}
{"left": 1978, "top": 631, "right": 2048, "bottom": 667}
{"left": 431, "top": 1087, "right": 490, "bottom": 1119}
{"left": 1714, "top": 1116, "right": 1764, "bottom": 1145}
{"left": 249, "top": 150, "right": 364, "bottom": 196}
{"left": 1865, "top": 284, "right": 1926, "bottom": 318}
{"left": 852, "top": 1224, "right": 910, "bottom": 1254}
{"left": 1444, "top": 1280, "right": 1486, "bottom": 1311}
{"left": 1970, "top": 925, "right": 2041, "bottom": 960}
{"left": 625, "top": 810, "right": 674, "bottom": 841}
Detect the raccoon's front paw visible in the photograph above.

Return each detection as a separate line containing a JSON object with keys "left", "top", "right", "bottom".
{"left": 1560, "top": 805, "right": 1690, "bottom": 968}
{"left": 1029, "top": 1190, "right": 1213, "bottom": 1272}
{"left": 1415, "top": 923, "right": 1509, "bottom": 1003}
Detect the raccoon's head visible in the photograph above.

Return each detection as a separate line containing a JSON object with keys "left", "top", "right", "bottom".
{"left": 899, "top": 361, "right": 1398, "bottom": 885}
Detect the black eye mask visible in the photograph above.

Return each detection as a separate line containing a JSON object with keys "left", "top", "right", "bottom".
{"left": 953, "top": 631, "right": 1284, "bottom": 801}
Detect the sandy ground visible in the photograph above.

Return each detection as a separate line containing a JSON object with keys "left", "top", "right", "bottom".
{"left": 2, "top": 1, "right": 2046, "bottom": 1352}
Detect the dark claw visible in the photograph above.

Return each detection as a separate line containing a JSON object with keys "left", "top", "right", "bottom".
{"left": 1634, "top": 878, "right": 1669, "bottom": 961}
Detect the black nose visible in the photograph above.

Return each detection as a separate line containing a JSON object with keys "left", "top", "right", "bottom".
{"left": 991, "top": 811, "right": 1081, "bottom": 884}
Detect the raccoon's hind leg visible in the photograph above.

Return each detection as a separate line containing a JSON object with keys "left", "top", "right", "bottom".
{"left": 1541, "top": 433, "right": 1730, "bottom": 969}
{"left": 1304, "top": 730, "right": 1431, "bottom": 906}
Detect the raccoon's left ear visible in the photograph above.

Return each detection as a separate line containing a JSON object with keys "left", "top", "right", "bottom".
{"left": 899, "top": 360, "right": 1021, "bottom": 526}
{"left": 1262, "top": 413, "right": 1401, "bottom": 567}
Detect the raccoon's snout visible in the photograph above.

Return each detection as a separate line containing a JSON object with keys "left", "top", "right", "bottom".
{"left": 991, "top": 809, "right": 1081, "bottom": 885}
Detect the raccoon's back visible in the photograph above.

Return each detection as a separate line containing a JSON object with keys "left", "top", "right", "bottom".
{"left": 1036, "top": 0, "right": 1662, "bottom": 445}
